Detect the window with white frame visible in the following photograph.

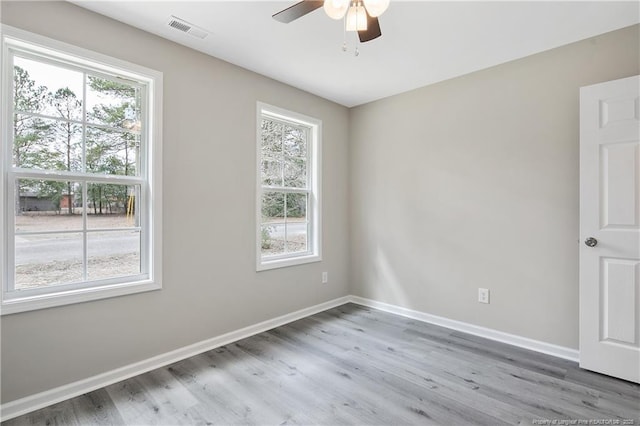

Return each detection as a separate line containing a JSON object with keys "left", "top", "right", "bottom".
{"left": 257, "top": 103, "right": 321, "bottom": 271}
{"left": 1, "top": 26, "right": 162, "bottom": 314}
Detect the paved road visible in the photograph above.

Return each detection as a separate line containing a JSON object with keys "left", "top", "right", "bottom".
{"left": 15, "top": 223, "right": 307, "bottom": 265}
{"left": 15, "top": 232, "right": 139, "bottom": 265}
{"left": 264, "top": 222, "right": 307, "bottom": 237}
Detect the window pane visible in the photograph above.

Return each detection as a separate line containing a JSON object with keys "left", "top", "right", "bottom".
{"left": 86, "top": 183, "right": 139, "bottom": 227}
{"left": 13, "top": 115, "right": 82, "bottom": 172}
{"left": 286, "top": 193, "right": 308, "bottom": 253}
{"left": 261, "top": 191, "right": 285, "bottom": 257}
{"left": 14, "top": 56, "right": 83, "bottom": 120}
{"left": 12, "top": 114, "right": 53, "bottom": 170}
{"left": 88, "top": 230, "right": 140, "bottom": 281}
{"left": 261, "top": 120, "right": 282, "bottom": 157}
{"left": 286, "top": 192, "right": 307, "bottom": 220}
{"left": 286, "top": 225, "right": 307, "bottom": 254}
{"left": 86, "top": 76, "right": 141, "bottom": 132}
{"left": 284, "top": 157, "right": 307, "bottom": 188}
{"left": 15, "top": 232, "right": 83, "bottom": 289}
{"left": 283, "top": 125, "right": 307, "bottom": 158}
{"left": 86, "top": 127, "right": 140, "bottom": 176}
{"left": 262, "top": 191, "right": 285, "bottom": 221}
{"left": 16, "top": 180, "right": 82, "bottom": 232}
{"left": 261, "top": 224, "right": 285, "bottom": 257}
{"left": 261, "top": 192, "right": 309, "bottom": 257}
{"left": 261, "top": 158, "right": 282, "bottom": 186}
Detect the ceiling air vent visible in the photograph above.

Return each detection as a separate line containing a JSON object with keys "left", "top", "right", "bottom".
{"left": 167, "top": 16, "right": 208, "bottom": 39}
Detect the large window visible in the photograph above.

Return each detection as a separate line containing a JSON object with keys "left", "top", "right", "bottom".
{"left": 1, "top": 26, "right": 162, "bottom": 314}
{"left": 257, "top": 103, "right": 321, "bottom": 271}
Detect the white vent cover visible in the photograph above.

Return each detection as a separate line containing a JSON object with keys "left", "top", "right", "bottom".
{"left": 167, "top": 16, "right": 208, "bottom": 39}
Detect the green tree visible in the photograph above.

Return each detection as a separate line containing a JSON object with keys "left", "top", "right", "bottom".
{"left": 261, "top": 120, "right": 307, "bottom": 219}
{"left": 90, "top": 104, "right": 139, "bottom": 176}
{"left": 85, "top": 77, "right": 140, "bottom": 214}
{"left": 88, "top": 76, "right": 136, "bottom": 99}
{"left": 50, "top": 87, "right": 82, "bottom": 214}
{"left": 13, "top": 71, "right": 141, "bottom": 216}
{"left": 37, "top": 180, "right": 67, "bottom": 215}
{"left": 13, "top": 66, "right": 52, "bottom": 214}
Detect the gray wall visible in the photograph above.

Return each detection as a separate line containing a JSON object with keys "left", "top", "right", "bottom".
{"left": 1, "top": 1, "right": 350, "bottom": 403}
{"left": 349, "top": 24, "right": 639, "bottom": 349}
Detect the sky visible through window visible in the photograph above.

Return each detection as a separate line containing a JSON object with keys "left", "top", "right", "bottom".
{"left": 14, "top": 56, "right": 125, "bottom": 116}
{"left": 15, "top": 56, "right": 84, "bottom": 99}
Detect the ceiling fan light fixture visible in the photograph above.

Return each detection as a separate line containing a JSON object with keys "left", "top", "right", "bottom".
{"left": 362, "top": 0, "right": 390, "bottom": 17}
{"left": 346, "top": 2, "right": 367, "bottom": 32}
{"left": 323, "top": 0, "right": 349, "bottom": 19}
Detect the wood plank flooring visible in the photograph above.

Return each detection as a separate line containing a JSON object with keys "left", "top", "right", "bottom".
{"left": 3, "top": 303, "right": 639, "bottom": 425}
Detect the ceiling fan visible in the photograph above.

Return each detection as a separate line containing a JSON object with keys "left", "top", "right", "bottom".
{"left": 272, "top": 0, "right": 390, "bottom": 43}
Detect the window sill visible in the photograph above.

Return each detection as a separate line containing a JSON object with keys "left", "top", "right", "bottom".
{"left": 0, "top": 279, "right": 161, "bottom": 315}
{"left": 257, "top": 253, "right": 321, "bottom": 271}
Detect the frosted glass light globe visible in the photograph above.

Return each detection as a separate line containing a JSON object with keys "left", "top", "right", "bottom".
{"left": 324, "top": 0, "right": 349, "bottom": 20}
{"left": 363, "top": 0, "right": 390, "bottom": 17}
{"left": 346, "top": 3, "right": 367, "bottom": 31}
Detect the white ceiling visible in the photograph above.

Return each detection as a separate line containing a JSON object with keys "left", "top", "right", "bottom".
{"left": 71, "top": 1, "right": 639, "bottom": 107}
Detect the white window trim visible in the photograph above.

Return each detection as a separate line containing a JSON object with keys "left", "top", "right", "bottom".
{"left": 256, "top": 102, "right": 322, "bottom": 271}
{"left": 0, "top": 25, "right": 163, "bottom": 315}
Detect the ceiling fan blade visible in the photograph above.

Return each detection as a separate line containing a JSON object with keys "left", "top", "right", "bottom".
{"left": 273, "top": 0, "right": 324, "bottom": 23}
{"left": 358, "top": 12, "right": 381, "bottom": 42}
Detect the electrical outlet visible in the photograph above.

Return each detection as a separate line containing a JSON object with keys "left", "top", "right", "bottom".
{"left": 478, "top": 288, "right": 490, "bottom": 304}
{"left": 322, "top": 272, "right": 328, "bottom": 284}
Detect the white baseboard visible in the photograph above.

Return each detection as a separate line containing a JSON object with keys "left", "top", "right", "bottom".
{"left": 1, "top": 294, "right": 580, "bottom": 422}
{"left": 348, "top": 296, "right": 579, "bottom": 362}
{"left": 0, "top": 296, "right": 351, "bottom": 422}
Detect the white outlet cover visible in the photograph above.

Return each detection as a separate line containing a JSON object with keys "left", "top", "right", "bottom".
{"left": 478, "top": 288, "right": 490, "bottom": 304}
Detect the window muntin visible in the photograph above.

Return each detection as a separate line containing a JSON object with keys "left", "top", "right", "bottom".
{"left": 257, "top": 104, "right": 321, "bottom": 270}
{"left": 1, "top": 26, "right": 162, "bottom": 314}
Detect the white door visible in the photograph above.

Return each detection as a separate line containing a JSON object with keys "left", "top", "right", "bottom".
{"left": 580, "top": 75, "right": 640, "bottom": 383}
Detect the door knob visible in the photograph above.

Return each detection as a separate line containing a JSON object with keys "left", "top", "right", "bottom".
{"left": 585, "top": 237, "right": 598, "bottom": 247}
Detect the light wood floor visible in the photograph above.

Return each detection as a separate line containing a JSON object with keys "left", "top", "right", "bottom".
{"left": 3, "top": 303, "right": 639, "bottom": 425}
